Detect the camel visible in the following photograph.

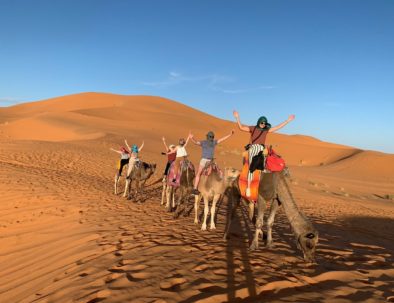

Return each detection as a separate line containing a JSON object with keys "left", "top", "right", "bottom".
{"left": 164, "top": 160, "right": 195, "bottom": 212}
{"left": 224, "top": 170, "right": 319, "bottom": 262}
{"left": 123, "top": 161, "right": 156, "bottom": 200}
{"left": 194, "top": 163, "right": 240, "bottom": 230}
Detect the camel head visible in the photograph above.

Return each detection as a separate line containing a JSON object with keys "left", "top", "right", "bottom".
{"left": 297, "top": 230, "right": 319, "bottom": 263}
{"left": 224, "top": 167, "right": 240, "bottom": 185}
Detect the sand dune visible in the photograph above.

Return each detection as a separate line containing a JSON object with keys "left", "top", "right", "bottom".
{"left": 1, "top": 93, "right": 393, "bottom": 302}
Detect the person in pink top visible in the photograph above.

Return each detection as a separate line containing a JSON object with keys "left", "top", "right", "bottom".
{"left": 233, "top": 110, "right": 295, "bottom": 197}
{"left": 161, "top": 136, "right": 177, "bottom": 182}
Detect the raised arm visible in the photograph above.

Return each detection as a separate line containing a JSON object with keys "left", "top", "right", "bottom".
{"left": 184, "top": 132, "right": 192, "bottom": 147}
{"left": 139, "top": 141, "right": 144, "bottom": 152}
{"left": 190, "top": 133, "right": 201, "bottom": 146}
{"left": 269, "top": 114, "right": 295, "bottom": 133}
{"left": 217, "top": 130, "right": 235, "bottom": 144}
{"left": 162, "top": 137, "right": 169, "bottom": 151}
{"left": 233, "top": 110, "right": 250, "bottom": 132}
{"left": 124, "top": 139, "right": 131, "bottom": 152}
{"left": 110, "top": 148, "right": 122, "bottom": 154}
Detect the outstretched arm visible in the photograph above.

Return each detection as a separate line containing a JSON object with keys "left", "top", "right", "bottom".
{"left": 139, "top": 141, "right": 144, "bottom": 152}
{"left": 162, "top": 137, "right": 169, "bottom": 151}
{"left": 124, "top": 139, "right": 131, "bottom": 152}
{"left": 110, "top": 148, "right": 122, "bottom": 154}
{"left": 233, "top": 110, "right": 250, "bottom": 132}
{"left": 217, "top": 130, "right": 235, "bottom": 144}
{"left": 190, "top": 133, "right": 201, "bottom": 146}
{"left": 184, "top": 131, "right": 192, "bottom": 147}
{"left": 269, "top": 115, "right": 295, "bottom": 133}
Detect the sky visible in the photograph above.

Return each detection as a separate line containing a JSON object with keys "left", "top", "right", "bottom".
{"left": 1, "top": 0, "right": 393, "bottom": 153}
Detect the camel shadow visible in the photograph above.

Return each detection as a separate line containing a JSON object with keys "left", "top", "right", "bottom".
{"left": 222, "top": 214, "right": 394, "bottom": 302}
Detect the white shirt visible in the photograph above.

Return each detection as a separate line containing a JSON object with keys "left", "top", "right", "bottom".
{"left": 176, "top": 146, "right": 187, "bottom": 157}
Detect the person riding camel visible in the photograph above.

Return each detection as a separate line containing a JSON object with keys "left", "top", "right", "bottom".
{"left": 190, "top": 130, "right": 234, "bottom": 195}
{"left": 161, "top": 136, "right": 177, "bottom": 183}
{"left": 124, "top": 139, "right": 144, "bottom": 174}
{"left": 171, "top": 133, "right": 192, "bottom": 183}
{"left": 110, "top": 146, "right": 130, "bottom": 180}
{"left": 233, "top": 110, "right": 295, "bottom": 197}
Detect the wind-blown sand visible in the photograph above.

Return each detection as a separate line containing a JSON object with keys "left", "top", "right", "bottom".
{"left": 1, "top": 93, "right": 393, "bottom": 302}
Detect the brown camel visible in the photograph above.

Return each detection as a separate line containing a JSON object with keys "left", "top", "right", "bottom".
{"left": 123, "top": 161, "right": 156, "bottom": 200}
{"left": 194, "top": 163, "right": 240, "bottom": 230}
{"left": 224, "top": 170, "right": 318, "bottom": 262}
{"left": 165, "top": 160, "right": 195, "bottom": 212}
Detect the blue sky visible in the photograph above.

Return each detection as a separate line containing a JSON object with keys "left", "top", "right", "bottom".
{"left": 1, "top": 0, "right": 393, "bottom": 153}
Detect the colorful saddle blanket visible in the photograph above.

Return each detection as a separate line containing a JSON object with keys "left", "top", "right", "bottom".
{"left": 202, "top": 161, "right": 222, "bottom": 177}
{"left": 167, "top": 160, "right": 195, "bottom": 187}
{"left": 238, "top": 151, "right": 262, "bottom": 202}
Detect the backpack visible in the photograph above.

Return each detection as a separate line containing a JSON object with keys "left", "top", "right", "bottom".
{"left": 266, "top": 146, "right": 285, "bottom": 172}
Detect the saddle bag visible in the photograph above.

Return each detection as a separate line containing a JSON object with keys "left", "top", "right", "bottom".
{"left": 265, "top": 147, "right": 285, "bottom": 172}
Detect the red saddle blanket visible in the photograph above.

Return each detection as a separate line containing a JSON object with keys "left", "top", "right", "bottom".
{"left": 167, "top": 160, "right": 195, "bottom": 187}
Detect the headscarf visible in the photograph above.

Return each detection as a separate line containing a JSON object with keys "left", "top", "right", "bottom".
{"left": 131, "top": 144, "right": 139, "bottom": 153}
{"left": 256, "top": 116, "right": 271, "bottom": 131}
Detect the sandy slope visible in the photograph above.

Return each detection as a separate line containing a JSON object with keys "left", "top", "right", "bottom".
{"left": 1, "top": 93, "right": 393, "bottom": 303}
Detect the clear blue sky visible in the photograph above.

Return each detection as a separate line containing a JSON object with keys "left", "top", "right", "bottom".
{"left": 1, "top": 0, "right": 393, "bottom": 153}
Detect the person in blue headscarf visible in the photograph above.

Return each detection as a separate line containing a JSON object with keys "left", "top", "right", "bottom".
{"left": 233, "top": 110, "right": 295, "bottom": 197}
{"left": 124, "top": 138, "right": 144, "bottom": 173}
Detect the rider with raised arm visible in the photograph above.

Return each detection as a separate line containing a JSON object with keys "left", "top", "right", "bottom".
{"left": 124, "top": 139, "right": 144, "bottom": 173}
{"left": 233, "top": 110, "right": 295, "bottom": 197}
{"left": 190, "top": 130, "right": 234, "bottom": 195}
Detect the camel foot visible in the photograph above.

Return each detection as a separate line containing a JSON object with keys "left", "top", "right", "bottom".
{"left": 201, "top": 224, "right": 207, "bottom": 231}
{"left": 249, "top": 241, "right": 258, "bottom": 251}
{"left": 194, "top": 219, "right": 199, "bottom": 224}
{"left": 266, "top": 242, "right": 275, "bottom": 249}
{"left": 210, "top": 224, "right": 216, "bottom": 230}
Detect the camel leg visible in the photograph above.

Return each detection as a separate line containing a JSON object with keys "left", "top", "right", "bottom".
{"left": 171, "top": 188, "right": 176, "bottom": 211}
{"left": 194, "top": 194, "right": 201, "bottom": 224}
{"left": 161, "top": 183, "right": 167, "bottom": 205}
{"left": 114, "top": 174, "right": 120, "bottom": 195}
{"left": 201, "top": 196, "right": 209, "bottom": 231}
{"left": 123, "top": 177, "right": 131, "bottom": 198}
{"left": 165, "top": 186, "right": 172, "bottom": 212}
{"left": 266, "top": 198, "right": 280, "bottom": 248}
{"left": 248, "top": 200, "right": 255, "bottom": 222}
{"left": 210, "top": 194, "right": 221, "bottom": 230}
{"left": 250, "top": 197, "right": 266, "bottom": 251}
{"left": 133, "top": 179, "right": 140, "bottom": 201}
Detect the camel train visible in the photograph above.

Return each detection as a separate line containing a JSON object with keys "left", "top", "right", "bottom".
{"left": 110, "top": 115, "right": 319, "bottom": 262}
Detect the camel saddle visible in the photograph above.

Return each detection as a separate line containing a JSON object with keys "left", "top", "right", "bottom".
{"left": 202, "top": 161, "right": 222, "bottom": 177}
{"left": 167, "top": 160, "right": 195, "bottom": 187}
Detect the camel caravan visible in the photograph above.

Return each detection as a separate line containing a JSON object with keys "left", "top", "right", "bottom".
{"left": 109, "top": 111, "right": 318, "bottom": 262}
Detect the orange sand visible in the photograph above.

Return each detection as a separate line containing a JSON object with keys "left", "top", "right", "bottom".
{"left": 1, "top": 93, "right": 393, "bottom": 302}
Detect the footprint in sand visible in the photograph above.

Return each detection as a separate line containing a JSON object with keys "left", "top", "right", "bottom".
{"left": 85, "top": 289, "right": 112, "bottom": 303}
{"left": 193, "top": 263, "right": 209, "bottom": 272}
{"left": 159, "top": 277, "right": 187, "bottom": 291}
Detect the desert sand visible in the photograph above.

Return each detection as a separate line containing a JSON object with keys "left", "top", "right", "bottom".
{"left": 1, "top": 92, "right": 393, "bottom": 303}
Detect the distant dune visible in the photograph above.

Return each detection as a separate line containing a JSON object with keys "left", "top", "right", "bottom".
{"left": 1, "top": 92, "right": 393, "bottom": 180}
